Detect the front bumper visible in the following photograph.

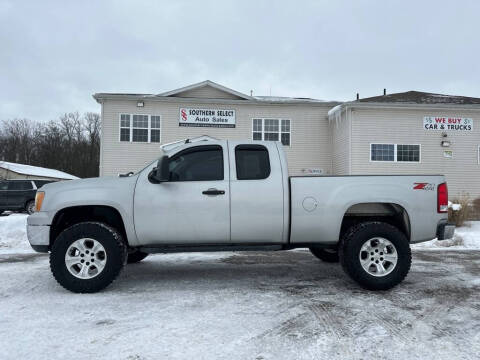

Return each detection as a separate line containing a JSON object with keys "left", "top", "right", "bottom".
{"left": 27, "top": 212, "right": 51, "bottom": 253}
{"left": 436, "top": 222, "right": 455, "bottom": 240}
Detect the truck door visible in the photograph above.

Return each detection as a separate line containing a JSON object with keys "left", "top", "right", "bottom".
{"left": 134, "top": 143, "right": 230, "bottom": 244}
{"left": 228, "top": 142, "right": 285, "bottom": 243}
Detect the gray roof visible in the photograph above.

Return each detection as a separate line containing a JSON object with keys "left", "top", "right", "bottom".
{"left": 357, "top": 91, "right": 480, "bottom": 105}
{"left": 93, "top": 80, "right": 338, "bottom": 105}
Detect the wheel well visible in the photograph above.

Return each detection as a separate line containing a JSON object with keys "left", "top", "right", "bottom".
{"left": 50, "top": 206, "right": 128, "bottom": 247}
{"left": 340, "top": 203, "right": 411, "bottom": 241}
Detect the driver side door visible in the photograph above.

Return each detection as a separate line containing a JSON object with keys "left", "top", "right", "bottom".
{"left": 133, "top": 143, "right": 230, "bottom": 245}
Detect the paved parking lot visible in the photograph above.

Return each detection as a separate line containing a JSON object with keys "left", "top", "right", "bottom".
{"left": 0, "top": 249, "right": 479, "bottom": 360}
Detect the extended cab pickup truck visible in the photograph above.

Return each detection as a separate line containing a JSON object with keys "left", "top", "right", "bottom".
{"left": 27, "top": 138, "right": 454, "bottom": 293}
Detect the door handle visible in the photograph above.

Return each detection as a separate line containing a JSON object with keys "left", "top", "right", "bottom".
{"left": 202, "top": 188, "right": 225, "bottom": 196}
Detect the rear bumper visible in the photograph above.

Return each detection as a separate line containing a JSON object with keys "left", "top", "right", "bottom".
{"left": 436, "top": 221, "right": 455, "bottom": 240}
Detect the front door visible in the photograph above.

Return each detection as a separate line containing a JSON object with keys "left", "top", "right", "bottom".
{"left": 134, "top": 143, "right": 230, "bottom": 245}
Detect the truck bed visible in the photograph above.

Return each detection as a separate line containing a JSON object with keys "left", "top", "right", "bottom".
{"left": 289, "top": 175, "right": 446, "bottom": 244}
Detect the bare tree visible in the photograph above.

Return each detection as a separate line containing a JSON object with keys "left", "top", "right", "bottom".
{"left": 0, "top": 112, "right": 101, "bottom": 178}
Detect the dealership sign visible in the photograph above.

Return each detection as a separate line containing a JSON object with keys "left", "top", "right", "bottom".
{"left": 179, "top": 108, "right": 235, "bottom": 128}
{"left": 423, "top": 116, "right": 473, "bottom": 131}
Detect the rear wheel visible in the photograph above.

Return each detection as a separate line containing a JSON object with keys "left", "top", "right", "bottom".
{"left": 50, "top": 222, "right": 127, "bottom": 293}
{"left": 309, "top": 247, "right": 339, "bottom": 263}
{"left": 127, "top": 250, "right": 149, "bottom": 264}
{"left": 339, "top": 221, "right": 411, "bottom": 290}
{"left": 26, "top": 200, "right": 35, "bottom": 215}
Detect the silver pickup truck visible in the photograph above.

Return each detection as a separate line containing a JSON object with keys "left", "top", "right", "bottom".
{"left": 27, "top": 138, "right": 454, "bottom": 293}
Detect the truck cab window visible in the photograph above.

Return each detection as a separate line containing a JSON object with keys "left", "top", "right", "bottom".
{"left": 235, "top": 145, "right": 270, "bottom": 180}
{"left": 169, "top": 146, "right": 224, "bottom": 181}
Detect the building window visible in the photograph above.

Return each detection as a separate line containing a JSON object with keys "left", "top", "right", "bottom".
{"left": 151, "top": 116, "right": 161, "bottom": 143}
{"left": 252, "top": 118, "right": 291, "bottom": 146}
{"left": 371, "top": 144, "right": 420, "bottom": 162}
{"left": 371, "top": 144, "right": 395, "bottom": 161}
{"left": 397, "top": 144, "right": 420, "bottom": 162}
{"left": 120, "top": 114, "right": 131, "bottom": 141}
{"left": 119, "top": 114, "right": 161, "bottom": 143}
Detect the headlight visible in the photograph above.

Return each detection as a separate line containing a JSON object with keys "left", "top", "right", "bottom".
{"left": 35, "top": 191, "right": 45, "bottom": 212}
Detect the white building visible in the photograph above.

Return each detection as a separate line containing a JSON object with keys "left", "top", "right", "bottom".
{"left": 94, "top": 80, "right": 480, "bottom": 199}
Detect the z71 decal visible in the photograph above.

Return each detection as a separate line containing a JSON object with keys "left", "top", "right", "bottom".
{"left": 413, "top": 182, "right": 435, "bottom": 191}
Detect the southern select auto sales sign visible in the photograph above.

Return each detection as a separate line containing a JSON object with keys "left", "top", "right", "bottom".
{"left": 423, "top": 116, "right": 473, "bottom": 131}
{"left": 179, "top": 108, "right": 236, "bottom": 128}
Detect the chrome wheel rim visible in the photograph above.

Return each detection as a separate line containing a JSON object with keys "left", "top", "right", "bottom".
{"left": 359, "top": 237, "right": 398, "bottom": 277}
{"left": 65, "top": 238, "right": 107, "bottom": 279}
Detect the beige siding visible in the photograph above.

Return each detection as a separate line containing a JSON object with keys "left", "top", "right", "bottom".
{"left": 350, "top": 108, "right": 480, "bottom": 198}
{"left": 100, "top": 99, "right": 333, "bottom": 177}
{"left": 173, "top": 86, "right": 245, "bottom": 100}
{"left": 330, "top": 110, "right": 351, "bottom": 175}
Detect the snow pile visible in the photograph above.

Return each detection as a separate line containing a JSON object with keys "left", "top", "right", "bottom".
{"left": 413, "top": 221, "right": 480, "bottom": 250}
{"left": 0, "top": 214, "right": 32, "bottom": 254}
{"left": 0, "top": 161, "right": 78, "bottom": 180}
{"left": 448, "top": 201, "right": 461, "bottom": 211}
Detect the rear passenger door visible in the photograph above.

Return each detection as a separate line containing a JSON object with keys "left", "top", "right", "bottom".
{"left": 228, "top": 142, "right": 285, "bottom": 243}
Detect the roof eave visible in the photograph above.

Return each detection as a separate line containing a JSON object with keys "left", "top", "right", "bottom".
{"left": 92, "top": 93, "right": 340, "bottom": 106}
{"left": 329, "top": 101, "right": 480, "bottom": 117}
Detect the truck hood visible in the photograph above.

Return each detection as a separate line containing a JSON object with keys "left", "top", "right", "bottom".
{"left": 39, "top": 175, "right": 139, "bottom": 212}
{"left": 41, "top": 176, "right": 137, "bottom": 192}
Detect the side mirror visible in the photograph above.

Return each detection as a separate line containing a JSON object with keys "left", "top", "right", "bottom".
{"left": 148, "top": 155, "right": 170, "bottom": 183}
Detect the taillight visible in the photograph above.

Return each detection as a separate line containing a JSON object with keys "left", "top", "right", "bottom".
{"left": 437, "top": 183, "right": 448, "bottom": 213}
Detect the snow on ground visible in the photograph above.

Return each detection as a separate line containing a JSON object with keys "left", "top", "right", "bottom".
{"left": 0, "top": 213, "right": 32, "bottom": 254}
{"left": 413, "top": 221, "right": 480, "bottom": 250}
{"left": 0, "top": 249, "right": 479, "bottom": 360}
{"left": 0, "top": 214, "right": 479, "bottom": 359}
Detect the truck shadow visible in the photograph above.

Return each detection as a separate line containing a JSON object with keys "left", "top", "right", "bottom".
{"left": 115, "top": 251, "right": 351, "bottom": 294}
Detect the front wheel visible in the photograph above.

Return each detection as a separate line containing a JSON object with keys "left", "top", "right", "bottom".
{"left": 50, "top": 222, "right": 127, "bottom": 293}
{"left": 339, "top": 222, "right": 411, "bottom": 291}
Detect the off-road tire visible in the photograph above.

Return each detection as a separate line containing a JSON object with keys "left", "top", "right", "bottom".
{"left": 127, "top": 250, "right": 149, "bottom": 264}
{"left": 309, "top": 247, "right": 339, "bottom": 263}
{"left": 50, "top": 222, "right": 127, "bottom": 293}
{"left": 26, "top": 200, "right": 35, "bottom": 215}
{"left": 339, "top": 221, "right": 411, "bottom": 291}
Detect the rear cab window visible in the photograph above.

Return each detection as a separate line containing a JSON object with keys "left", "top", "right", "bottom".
{"left": 235, "top": 145, "right": 271, "bottom": 180}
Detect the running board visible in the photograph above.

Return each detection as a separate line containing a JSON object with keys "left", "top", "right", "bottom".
{"left": 139, "top": 243, "right": 285, "bottom": 254}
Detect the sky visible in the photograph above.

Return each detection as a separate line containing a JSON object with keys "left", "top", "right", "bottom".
{"left": 1, "top": 0, "right": 479, "bottom": 121}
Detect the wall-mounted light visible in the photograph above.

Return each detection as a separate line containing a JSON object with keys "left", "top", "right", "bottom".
{"left": 441, "top": 140, "right": 451, "bottom": 147}
{"left": 137, "top": 101, "right": 144, "bottom": 107}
